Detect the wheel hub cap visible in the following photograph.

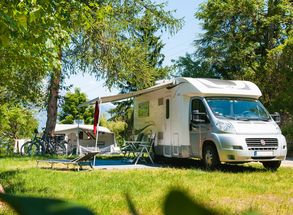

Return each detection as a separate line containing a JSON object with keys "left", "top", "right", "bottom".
{"left": 206, "top": 150, "right": 213, "bottom": 166}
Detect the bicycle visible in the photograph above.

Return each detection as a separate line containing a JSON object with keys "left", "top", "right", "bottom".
{"left": 42, "top": 134, "right": 67, "bottom": 155}
{"left": 20, "top": 130, "right": 45, "bottom": 156}
{"left": 21, "top": 129, "right": 67, "bottom": 156}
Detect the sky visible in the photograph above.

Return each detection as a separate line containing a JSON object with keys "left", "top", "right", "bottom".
{"left": 64, "top": 0, "right": 204, "bottom": 101}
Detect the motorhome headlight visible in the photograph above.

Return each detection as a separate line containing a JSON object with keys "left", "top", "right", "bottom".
{"left": 215, "top": 120, "right": 236, "bottom": 133}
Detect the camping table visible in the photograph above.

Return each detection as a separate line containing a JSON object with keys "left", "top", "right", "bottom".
{"left": 122, "top": 141, "right": 140, "bottom": 157}
{"left": 122, "top": 141, "right": 148, "bottom": 155}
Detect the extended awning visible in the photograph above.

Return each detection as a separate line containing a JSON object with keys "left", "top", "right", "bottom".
{"left": 54, "top": 124, "right": 112, "bottom": 133}
{"left": 78, "top": 80, "right": 174, "bottom": 107}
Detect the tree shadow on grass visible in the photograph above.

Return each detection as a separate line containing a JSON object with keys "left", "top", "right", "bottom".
{"left": 0, "top": 169, "right": 51, "bottom": 194}
{"left": 156, "top": 157, "right": 266, "bottom": 173}
{"left": 0, "top": 170, "right": 26, "bottom": 194}
{"left": 0, "top": 170, "right": 95, "bottom": 215}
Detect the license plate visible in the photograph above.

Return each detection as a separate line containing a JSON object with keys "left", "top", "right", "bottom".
{"left": 253, "top": 151, "right": 274, "bottom": 156}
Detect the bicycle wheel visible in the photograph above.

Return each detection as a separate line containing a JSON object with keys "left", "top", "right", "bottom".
{"left": 29, "top": 142, "right": 42, "bottom": 156}
{"left": 20, "top": 141, "right": 32, "bottom": 156}
{"left": 21, "top": 141, "right": 40, "bottom": 156}
{"left": 35, "top": 138, "right": 46, "bottom": 155}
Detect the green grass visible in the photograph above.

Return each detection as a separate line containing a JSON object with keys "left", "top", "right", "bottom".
{"left": 0, "top": 156, "right": 292, "bottom": 215}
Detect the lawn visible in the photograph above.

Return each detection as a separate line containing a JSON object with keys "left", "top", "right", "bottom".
{"left": 0, "top": 156, "right": 292, "bottom": 215}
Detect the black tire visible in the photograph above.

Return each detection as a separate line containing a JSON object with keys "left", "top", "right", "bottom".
{"left": 151, "top": 151, "right": 163, "bottom": 163}
{"left": 21, "top": 141, "right": 41, "bottom": 156}
{"left": 151, "top": 144, "right": 163, "bottom": 163}
{"left": 20, "top": 141, "right": 32, "bottom": 156}
{"left": 29, "top": 142, "right": 42, "bottom": 156}
{"left": 262, "top": 161, "right": 281, "bottom": 171}
{"left": 35, "top": 139, "right": 46, "bottom": 155}
{"left": 202, "top": 144, "right": 220, "bottom": 170}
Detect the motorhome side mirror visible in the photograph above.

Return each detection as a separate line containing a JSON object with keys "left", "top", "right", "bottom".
{"left": 271, "top": 112, "right": 281, "bottom": 124}
{"left": 192, "top": 111, "right": 209, "bottom": 124}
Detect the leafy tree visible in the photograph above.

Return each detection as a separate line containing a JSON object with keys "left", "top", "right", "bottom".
{"left": 0, "top": 105, "right": 38, "bottom": 140}
{"left": 0, "top": 1, "right": 46, "bottom": 104}
{"left": 264, "top": 35, "right": 293, "bottom": 136}
{"left": 263, "top": 35, "right": 293, "bottom": 114}
{"left": 0, "top": 0, "right": 100, "bottom": 136}
{"left": 59, "top": 88, "right": 94, "bottom": 124}
{"left": 0, "top": 104, "right": 38, "bottom": 154}
{"left": 0, "top": 0, "right": 84, "bottom": 104}
{"left": 68, "top": 0, "right": 181, "bottom": 89}
{"left": 107, "top": 100, "right": 134, "bottom": 139}
{"left": 107, "top": 7, "right": 174, "bottom": 138}
{"left": 172, "top": 53, "right": 220, "bottom": 78}
{"left": 134, "top": 9, "right": 168, "bottom": 77}
{"left": 193, "top": 0, "right": 292, "bottom": 115}
{"left": 0, "top": 1, "right": 182, "bottom": 139}
{"left": 43, "top": 0, "right": 181, "bottom": 138}
{"left": 100, "top": 115, "right": 127, "bottom": 146}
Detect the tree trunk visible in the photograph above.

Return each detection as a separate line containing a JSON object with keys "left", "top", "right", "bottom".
{"left": 266, "top": 0, "right": 278, "bottom": 51}
{"left": 44, "top": 49, "right": 62, "bottom": 137}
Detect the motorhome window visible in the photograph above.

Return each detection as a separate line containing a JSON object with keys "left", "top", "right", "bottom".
{"left": 191, "top": 99, "right": 207, "bottom": 113}
{"left": 138, "top": 101, "right": 149, "bottom": 117}
{"left": 166, "top": 99, "right": 170, "bottom": 119}
{"left": 206, "top": 98, "right": 270, "bottom": 121}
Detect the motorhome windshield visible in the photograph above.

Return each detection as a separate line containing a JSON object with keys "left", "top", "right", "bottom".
{"left": 206, "top": 98, "right": 271, "bottom": 121}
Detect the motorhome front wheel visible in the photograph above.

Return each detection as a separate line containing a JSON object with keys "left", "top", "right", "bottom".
{"left": 261, "top": 161, "right": 281, "bottom": 171}
{"left": 203, "top": 144, "right": 220, "bottom": 170}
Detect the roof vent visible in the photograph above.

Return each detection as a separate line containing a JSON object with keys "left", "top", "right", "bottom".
{"left": 155, "top": 79, "right": 170, "bottom": 85}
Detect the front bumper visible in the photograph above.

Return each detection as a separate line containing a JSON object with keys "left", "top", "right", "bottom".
{"left": 213, "top": 133, "right": 287, "bottom": 163}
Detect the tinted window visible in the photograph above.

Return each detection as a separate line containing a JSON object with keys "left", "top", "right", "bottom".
{"left": 166, "top": 99, "right": 170, "bottom": 119}
{"left": 206, "top": 98, "right": 270, "bottom": 121}
{"left": 191, "top": 99, "right": 206, "bottom": 113}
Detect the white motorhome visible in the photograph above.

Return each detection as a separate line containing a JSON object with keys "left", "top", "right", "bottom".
{"left": 86, "top": 77, "right": 287, "bottom": 170}
{"left": 133, "top": 78, "right": 287, "bottom": 170}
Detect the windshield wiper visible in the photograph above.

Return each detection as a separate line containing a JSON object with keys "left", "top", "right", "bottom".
{"left": 245, "top": 118, "right": 270, "bottom": 122}
{"left": 235, "top": 117, "right": 250, "bottom": 121}
{"left": 258, "top": 118, "right": 270, "bottom": 122}
{"left": 221, "top": 116, "right": 236, "bottom": 120}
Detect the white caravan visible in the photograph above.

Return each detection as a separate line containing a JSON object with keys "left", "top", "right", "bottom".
{"left": 86, "top": 77, "right": 287, "bottom": 170}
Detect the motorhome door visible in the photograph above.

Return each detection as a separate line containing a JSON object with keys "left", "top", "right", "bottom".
{"left": 190, "top": 98, "right": 209, "bottom": 157}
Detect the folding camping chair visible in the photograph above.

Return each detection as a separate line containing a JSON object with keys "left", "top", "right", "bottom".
{"left": 36, "top": 151, "right": 99, "bottom": 171}
{"left": 133, "top": 134, "right": 156, "bottom": 165}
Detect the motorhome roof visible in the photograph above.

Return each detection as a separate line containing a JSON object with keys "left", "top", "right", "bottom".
{"left": 79, "top": 77, "right": 262, "bottom": 106}
{"left": 176, "top": 77, "right": 262, "bottom": 99}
